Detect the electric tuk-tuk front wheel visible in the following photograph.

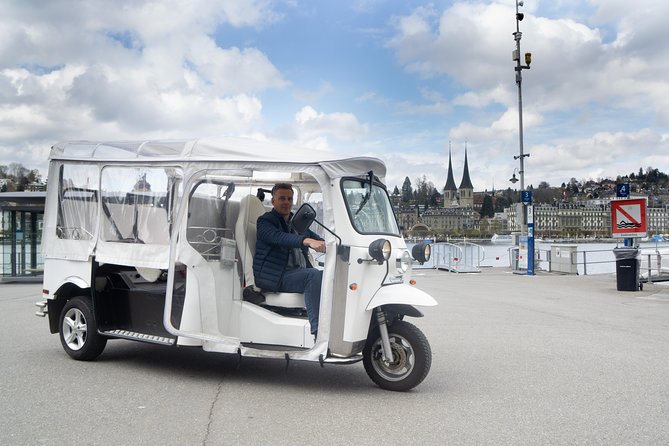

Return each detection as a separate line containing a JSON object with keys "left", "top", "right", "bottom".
{"left": 363, "top": 320, "right": 432, "bottom": 391}
{"left": 59, "top": 296, "right": 107, "bottom": 361}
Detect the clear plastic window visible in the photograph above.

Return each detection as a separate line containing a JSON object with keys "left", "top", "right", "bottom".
{"left": 100, "top": 166, "right": 181, "bottom": 244}
{"left": 187, "top": 175, "right": 249, "bottom": 260}
{"left": 57, "top": 164, "right": 99, "bottom": 240}
{"left": 342, "top": 178, "right": 400, "bottom": 235}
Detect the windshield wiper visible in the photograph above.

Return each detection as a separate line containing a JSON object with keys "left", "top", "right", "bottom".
{"left": 355, "top": 170, "right": 374, "bottom": 215}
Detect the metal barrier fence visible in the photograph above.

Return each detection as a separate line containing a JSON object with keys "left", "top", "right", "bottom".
{"left": 429, "top": 242, "right": 485, "bottom": 273}
{"left": 411, "top": 240, "right": 669, "bottom": 280}
{"left": 534, "top": 245, "right": 669, "bottom": 280}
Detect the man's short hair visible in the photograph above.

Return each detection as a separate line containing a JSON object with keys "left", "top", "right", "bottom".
{"left": 272, "top": 183, "right": 293, "bottom": 195}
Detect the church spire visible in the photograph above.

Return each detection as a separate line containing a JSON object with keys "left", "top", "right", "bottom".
{"left": 443, "top": 142, "right": 457, "bottom": 192}
{"left": 459, "top": 142, "right": 474, "bottom": 190}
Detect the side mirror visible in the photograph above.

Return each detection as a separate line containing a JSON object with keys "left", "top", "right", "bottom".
{"left": 291, "top": 203, "right": 317, "bottom": 233}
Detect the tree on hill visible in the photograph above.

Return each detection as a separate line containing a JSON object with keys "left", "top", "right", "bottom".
{"left": 480, "top": 194, "right": 494, "bottom": 218}
{"left": 413, "top": 175, "right": 436, "bottom": 207}
{"left": 0, "top": 162, "right": 43, "bottom": 191}
{"left": 401, "top": 176, "right": 413, "bottom": 202}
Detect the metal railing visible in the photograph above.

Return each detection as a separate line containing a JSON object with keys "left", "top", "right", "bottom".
{"left": 536, "top": 245, "right": 669, "bottom": 278}
{"left": 432, "top": 242, "right": 485, "bottom": 273}
{"left": 640, "top": 251, "right": 669, "bottom": 283}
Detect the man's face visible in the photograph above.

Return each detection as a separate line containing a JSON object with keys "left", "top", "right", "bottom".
{"left": 271, "top": 188, "right": 294, "bottom": 218}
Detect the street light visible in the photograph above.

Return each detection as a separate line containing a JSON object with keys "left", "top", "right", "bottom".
{"left": 512, "top": 0, "right": 535, "bottom": 276}
{"left": 509, "top": 168, "right": 519, "bottom": 184}
{"left": 513, "top": 0, "right": 531, "bottom": 192}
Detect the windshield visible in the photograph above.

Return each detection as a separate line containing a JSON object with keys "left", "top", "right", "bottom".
{"left": 342, "top": 178, "right": 400, "bottom": 235}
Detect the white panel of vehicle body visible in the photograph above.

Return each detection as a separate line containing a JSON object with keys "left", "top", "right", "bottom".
{"left": 365, "top": 283, "right": 438, "bottom": 310}
{"left": 239, "top": 302, "right": 313, "bottom": 348}
{"left": 42, "top": 259, "right": 92, "bottom": 296}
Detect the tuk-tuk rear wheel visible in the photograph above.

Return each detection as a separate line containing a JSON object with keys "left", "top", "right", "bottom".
{"left": 59, "top": 296, "right": 107, "bottom": 361}
{"left": 363, "top": 320, "right": 431, "bottom": 391}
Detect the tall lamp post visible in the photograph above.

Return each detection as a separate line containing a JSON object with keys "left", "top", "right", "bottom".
{"left": 512, "top": 0, "right": 534, "bottom": 275}
{"left": 513, "top": 0, "right": 531, "bottom": 190}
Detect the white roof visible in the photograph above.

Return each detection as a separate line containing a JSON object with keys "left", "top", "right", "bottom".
{"left": 50, "top": 137, "right": 386, "bottom": 179}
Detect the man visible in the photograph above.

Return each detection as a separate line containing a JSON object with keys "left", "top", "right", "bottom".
{"left": 252, "top": 183, "right": 325, "bottom": 336}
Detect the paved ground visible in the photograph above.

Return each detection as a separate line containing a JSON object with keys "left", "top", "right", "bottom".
{"left": 2, "top": 269, "right": 669, "bottom": 445}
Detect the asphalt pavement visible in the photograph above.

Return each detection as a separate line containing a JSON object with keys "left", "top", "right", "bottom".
{"left": 2, "top": 269, "right": 669, "bottom": 445}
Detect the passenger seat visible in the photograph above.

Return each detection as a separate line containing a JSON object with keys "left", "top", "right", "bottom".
{"left": 235, "top": 194, "right": 305, "bottom": 308}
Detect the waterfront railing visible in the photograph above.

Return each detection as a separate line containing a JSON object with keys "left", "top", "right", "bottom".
{"left": 412, "top": 242, "right": 485, "bottom": 273}
{"left": 535, "top": 244, "right": 669, "bottom": 280}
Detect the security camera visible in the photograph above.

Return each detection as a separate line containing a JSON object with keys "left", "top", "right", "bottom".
{"left": 518, "top": 1, "right": 524, "bottom": 6}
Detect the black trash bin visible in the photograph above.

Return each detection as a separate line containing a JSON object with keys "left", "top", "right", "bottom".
{"left": 613, "top": 247, "right": 640, "bottom": 291}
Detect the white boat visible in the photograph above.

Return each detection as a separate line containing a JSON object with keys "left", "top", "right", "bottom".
{"left": 491, "top": 233, "right": 513, "bottom": 244}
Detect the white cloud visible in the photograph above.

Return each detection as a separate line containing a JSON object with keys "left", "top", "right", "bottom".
{"left": 0, "top": 0, "right": 286, "bottom": 174}
{"left": 388, "top": 1, "right": 669, "bottom": 123}
{"left": 525, "top": 128, "right": 669, "bottom": 186}
{"left": 293, "top": 106, "right": 368, "bottom": 143}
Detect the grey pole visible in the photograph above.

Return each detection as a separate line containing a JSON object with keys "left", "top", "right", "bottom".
{"left": 513, "top": 1, "right": 530, "bottom": 191}
{"left": 512, "top": 1, "right": 534, "bottom": 275}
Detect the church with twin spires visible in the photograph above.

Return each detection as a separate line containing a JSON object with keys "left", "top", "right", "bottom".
{"left": 443, "top": 144, "right": 474, "bottom": 208}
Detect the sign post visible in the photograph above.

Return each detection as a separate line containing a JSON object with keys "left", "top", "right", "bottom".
{"left": 521, "top": 190, "right": 535, "bottom": 275}
{"left": 615, "top": 183, "right": 633, "bottom": 246}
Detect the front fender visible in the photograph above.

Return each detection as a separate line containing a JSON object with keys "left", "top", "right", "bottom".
{"left": 365, "top": 283, "right": 438, "bottom": 311}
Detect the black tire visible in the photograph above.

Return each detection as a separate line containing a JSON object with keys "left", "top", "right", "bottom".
{"left": 363, "top": 320, "right": 432, "bottom": 391}
{"left": 59, "top": 296, "right": 107, "bottom": 361}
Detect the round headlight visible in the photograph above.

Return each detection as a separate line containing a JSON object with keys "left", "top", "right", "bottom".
{"left": 412, "top": 241, "right": 431, "bottom": 264}
{"left": 369, "top": 238, "right": 392, "bottom": 263}
{"left": 399, "top": 250, "right": 412, "bottom": 273}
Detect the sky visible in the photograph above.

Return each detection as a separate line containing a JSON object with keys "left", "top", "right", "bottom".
{"left": 1, "top": 0, "right": 668, "bottom": 193}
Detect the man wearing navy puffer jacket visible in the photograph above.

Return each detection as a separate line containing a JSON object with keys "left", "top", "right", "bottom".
{"left": 253, "top": 183, "right": 326, "bottom": 337}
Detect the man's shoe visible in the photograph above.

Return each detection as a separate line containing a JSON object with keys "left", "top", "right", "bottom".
{"left": 243, "top": 286, "right": 265, "bottom": 305}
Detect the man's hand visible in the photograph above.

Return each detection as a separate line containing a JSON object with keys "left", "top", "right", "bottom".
{"left": 304, "top": 238, "right": 326, "bottom": 253}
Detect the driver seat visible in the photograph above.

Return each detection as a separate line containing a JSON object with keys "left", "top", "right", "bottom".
{"left": 235, "top": 194, "right": 306, "bottom": 308}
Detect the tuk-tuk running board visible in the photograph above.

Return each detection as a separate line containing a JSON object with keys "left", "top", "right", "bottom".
{"left": 103, "top": 329, "right": 175, "bottom": 346}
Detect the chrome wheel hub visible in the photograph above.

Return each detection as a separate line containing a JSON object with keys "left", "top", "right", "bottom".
{"left": 62, "top": 308, "right": 88, "bottom": 351}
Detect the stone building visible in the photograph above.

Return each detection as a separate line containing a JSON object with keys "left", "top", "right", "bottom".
{"left": 506, "top": 202, "right": 612, "bottom": 237}
{"left": 505, "top": 200, "right": 669, "bottom": 238}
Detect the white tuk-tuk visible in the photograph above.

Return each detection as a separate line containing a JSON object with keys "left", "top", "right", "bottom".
{"left": 35, "top": 138, "right": 436, "bottom": 391}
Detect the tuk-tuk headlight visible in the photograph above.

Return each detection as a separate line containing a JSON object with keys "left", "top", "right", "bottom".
{"left": 412, "top": 241, "right": 431, "bottom": 264}
{"left": 369, "top": 238, "right": 392, "bottom": 263}
{"left": 398, "top": 250, "right": 412, "bottom": 273}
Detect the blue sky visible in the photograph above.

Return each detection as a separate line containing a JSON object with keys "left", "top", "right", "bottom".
{"left": 1, "top": 0, "right": 668, "bottom": 193}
